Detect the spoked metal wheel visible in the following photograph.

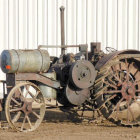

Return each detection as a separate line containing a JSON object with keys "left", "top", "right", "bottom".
{"left": 94, "top": 57, "right": 140, "bottom": 126}
{"left": 5, "top": 82, "right": 46, "bottom": 132}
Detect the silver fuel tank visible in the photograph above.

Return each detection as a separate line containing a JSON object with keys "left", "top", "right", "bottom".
{"left": 1, "top": 49, "right": 50, "bottom": 73}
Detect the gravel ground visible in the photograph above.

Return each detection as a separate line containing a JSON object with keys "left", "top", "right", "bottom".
{"left": 0, "top": 109, "right": 140, "bottom": 140}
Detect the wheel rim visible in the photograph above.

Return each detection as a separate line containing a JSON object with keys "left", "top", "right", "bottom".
{"left": 5, "top": 82, "right": 46, "bottom": 132}
{"left": 95, "top": 58, "right": 140, "bottom": 126}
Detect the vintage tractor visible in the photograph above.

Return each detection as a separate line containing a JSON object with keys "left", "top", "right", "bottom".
{"left": 0, "top": 6, "right": 140, "bottom": 132}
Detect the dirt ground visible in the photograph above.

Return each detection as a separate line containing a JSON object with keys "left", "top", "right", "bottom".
{"left": 0, "top": 109, "right": 140, "bottom": 140}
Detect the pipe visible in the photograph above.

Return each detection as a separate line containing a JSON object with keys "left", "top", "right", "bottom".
{"left": 60, "top": 6, "right": 65, "bottom": 55}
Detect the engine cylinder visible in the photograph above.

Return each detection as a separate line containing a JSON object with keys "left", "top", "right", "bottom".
{"left": 1, "top": 49, "right": 50, "bottom": 73}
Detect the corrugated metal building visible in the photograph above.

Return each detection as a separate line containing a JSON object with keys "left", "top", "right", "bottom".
{"left": 0, "top": 0, "right": 139, "bottom": 79}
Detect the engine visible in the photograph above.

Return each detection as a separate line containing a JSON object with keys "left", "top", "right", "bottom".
{"left": 50, "top": 52, "right": 96, "bottom": 106}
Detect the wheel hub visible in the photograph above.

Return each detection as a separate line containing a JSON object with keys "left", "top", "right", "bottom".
{"left": 121, "top": 81, "right": 135, "bottom": 100}
{"left": 22, "top": 101, "right": 32, "bottom": 114}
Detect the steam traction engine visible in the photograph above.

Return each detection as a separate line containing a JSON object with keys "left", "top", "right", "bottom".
{"left": 0, "top": 6, "right": 140, "bottom": 132}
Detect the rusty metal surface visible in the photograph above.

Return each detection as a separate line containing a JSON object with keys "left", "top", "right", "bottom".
{"left": 15, "top": 73, "right": 60, "bottom": 89}
{"left": 95, "top": 50, "right": 140, "bottom": 70}
{"left": 69, "top": 60, "right": 96, "bottom": 89}
{"left": 94, "top": 54, "right": 140, "bottom": 126}
{"left": 65, "top": 84, "right": 90, "bottom": 105}
{"left": 90, "top": 42, "right": 101, "bottom": 54}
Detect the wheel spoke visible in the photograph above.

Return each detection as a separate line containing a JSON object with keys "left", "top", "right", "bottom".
{"left": 12, "top": 111, "right": 22, "bottom": 123}
{"left": 24, "top": 85, "right": 30, "bottom": 98}
{"left": 119, "top": 71, "right": 125, "bottom": 82}
{"left": 99, "top": 94, "right": 117, "bottom": 110}
{"left": 103, "top": 80, "right": 117, "bottom": 89}
{"left": 134, "top": 69, "right": 139, "bottom": 77}
{"left": 21, "top": 115, "right": 26, "bottom": 131}
{"left": 28, "top": 91, "right": 35, "bottom": 99}
{"left": 10, "top": 107, "right": 22, "bottom": 112}
{"left": 113, "top": 73, "right": 122, "bottom": 84}
{"left": 11, "top": 97, "right": 21, "bottom": 106}
{"left": 28, "top": 91, "right": 40, "bottom": 103}
{"left": 104, "top": 90, "right": 121, "bottom": 94}
{"left": 18, "top": 87, "right": 23, "bottom": 95}
{"left": 25, "top": 85, "right": 30, "bottom": 91}
{"left": 34, "top": 91, "right": 40, "bottom": 99}
{"left": 32, "top": 111, "right": 40, "bottom": 119}
{"left": 112, "top": 65, "right": 122, "bottom": 82}
{"left": 18, "top": 88, "right": 26, "bottom": 102}
{"left": 115, "top": 98, "right": 124, "bottom": 111}
{"left": 108, "top": 76, "right": 118, "bottom": 87}
{"left": 125, "top": 59, "right": 130, "bottom": 82}
{"left": 26, "top": 115, "right": 32, "bottom": 129}
{"left": 14, "top": 89, "right": 21, "bottom": 98}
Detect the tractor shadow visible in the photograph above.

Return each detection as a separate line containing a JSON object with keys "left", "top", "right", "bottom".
{"left": 43, "top": 107, "right": 99, "bottom": 124}
{"left": 44, "top": 108, "right": 83, "bottom": 123}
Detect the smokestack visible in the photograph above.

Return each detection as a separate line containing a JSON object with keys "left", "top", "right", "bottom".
{"left": 60, "top": 6, "right": 65, "bottom": 55}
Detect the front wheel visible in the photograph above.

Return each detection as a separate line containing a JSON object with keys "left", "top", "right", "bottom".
{"left": 5, "top": 82, "right": 46, "bottom": 132}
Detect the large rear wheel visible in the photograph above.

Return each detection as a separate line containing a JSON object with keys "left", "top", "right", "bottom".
{"left": 94, "top": 56, "right": 140, "bottom": 126}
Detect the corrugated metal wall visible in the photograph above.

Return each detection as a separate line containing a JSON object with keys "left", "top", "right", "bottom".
{"left": 0, "top": 0, "right": 140, "bottom": 52}
{"left": 0, "top": 0, "right": 139, "bottom": 78}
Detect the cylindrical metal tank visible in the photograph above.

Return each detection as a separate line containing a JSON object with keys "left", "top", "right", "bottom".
{"left": 1, "top": 49, "right": 50, "bottom": 73}
{"left": 39, "top": 72, "right": 57, "bottom": 99}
